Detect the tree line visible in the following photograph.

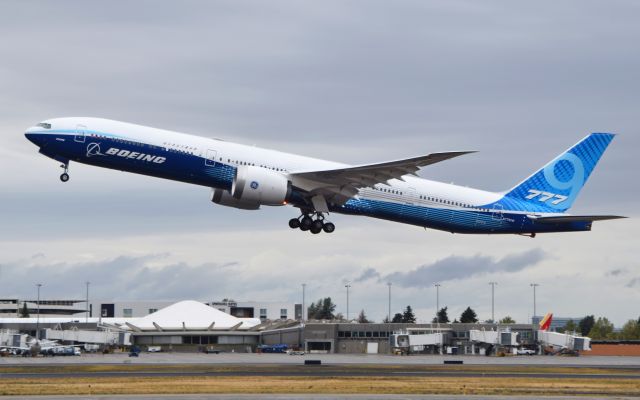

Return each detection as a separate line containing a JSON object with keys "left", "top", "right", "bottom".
{"left": 558, "top": 315, "right": 640, "bottom": 340}
{"left": 306, "top": 298, "right": 501, "bottom": 325}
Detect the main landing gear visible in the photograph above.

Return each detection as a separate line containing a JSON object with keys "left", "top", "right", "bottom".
{"left": 289, "top": 213, "right": 335, "bottom": 234}
{"left": 59, "top": 162, "right": 70, "bottom": 182}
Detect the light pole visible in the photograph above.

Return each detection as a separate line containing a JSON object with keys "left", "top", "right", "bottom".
{"left": 345, "top": 283, "right": 351, "bottom": 321}
{"left": 36, "top": 283, "right": 42, "bottom": 340}
{"left": 387, "top": 282, "right": 392, "bottom": 322}
{"left": 85, "top": 281, "right": 90, "bottom": 323}
{"left": 489, "top": 282, "right": 497, "bottom": 323}
{"left": 302, "top": 283, "right": 306, "bottom": 323}
{"left": 530, "top": 283, "right": 540, "bottom": 324}
{"left": 435, "top": 283, "right": 441, "bottom": 321}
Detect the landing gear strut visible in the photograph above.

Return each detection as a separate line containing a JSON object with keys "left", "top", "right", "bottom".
{"left": 59, "top": 162, "right": 70, "bottom": 182}
{"left": 288, "top": 212, "right": 335, "bottom": 234}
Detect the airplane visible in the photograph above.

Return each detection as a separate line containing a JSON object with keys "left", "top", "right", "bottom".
{"left": 24, "top": 118, "right": 624, "bottom": 236}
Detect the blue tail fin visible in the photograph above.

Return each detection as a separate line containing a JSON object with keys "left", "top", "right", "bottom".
{"left": 503, "top": 133, "right": 615, "bottom": 213}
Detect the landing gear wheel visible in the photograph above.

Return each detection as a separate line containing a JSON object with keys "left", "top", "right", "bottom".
{"left": 322, "top": 222, "right": 335, "bottom": 233}
{"left": 300, "top": 216, "right": 313, "bottom": 231}
{"left": 310, "top": 220, "right": 324, "bottom": 234}
{"left": 60, "top": 173, "right": 70, "bottom": 182}
{"left": 310, "top": 224, "right": 323, "bottom": 234}
{"left": 288, "top": 218, "right": 301, "bottom": 229}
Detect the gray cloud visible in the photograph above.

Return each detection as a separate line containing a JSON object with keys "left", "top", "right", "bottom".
{"left": 354, "top": 267, "right": 381, "bottom": 283}
{"left": 385, "top": 249, "right": 546, "bottom": 288}
{"left": 607, "top": 268, "right": 627, "bottom": 277}
{"left": 0, "top": 255, "right": 249, "bottom": 301}
{"left": 626, "top": 278, "right": 640, "bottom": 288}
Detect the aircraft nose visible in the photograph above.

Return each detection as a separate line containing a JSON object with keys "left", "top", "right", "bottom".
{"left": 24, "top": 132, "right": 39, "bottom": 146}
{"left": 24, "top": 126, "right": 44, "bottom": 147}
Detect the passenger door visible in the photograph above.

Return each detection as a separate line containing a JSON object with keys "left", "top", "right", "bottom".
{"left": 205, "top": 149, "right": 217, "bottom": 166}
{"left": 491, "top": 203, "right": 504, "bottom": 221}
{"left": 75, "top": 124, "right": 86, "bottom": 143}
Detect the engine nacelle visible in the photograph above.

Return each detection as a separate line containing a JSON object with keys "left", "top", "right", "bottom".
{"left": 231, "top": 166, "right": 291, "bottom": 206}
{"left": 211, "top": 188, "right": 260, "bottom": 210}
{"left": 210, "top": 166, "right": 292, "bottom": 210}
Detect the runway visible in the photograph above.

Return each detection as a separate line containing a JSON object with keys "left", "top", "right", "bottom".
{"left": 2, "top": 352, "right": 640, "bottom": 367}
{"left": 2, "top": 354, "right": 639, "bottom": 398}
{"left": 2, "top": 354, "right": 639, "bottom": 380}
{"left": 2, "top": 369, "right": 639, "bottom": 380}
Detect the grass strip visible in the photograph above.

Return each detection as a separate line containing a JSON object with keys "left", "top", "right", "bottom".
{"left": 1, "top": 376, "right": 639, "bottom": 396}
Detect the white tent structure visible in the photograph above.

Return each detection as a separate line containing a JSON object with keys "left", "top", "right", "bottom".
{"left": 126, "top": 300, "right": 260, "bottom": 331}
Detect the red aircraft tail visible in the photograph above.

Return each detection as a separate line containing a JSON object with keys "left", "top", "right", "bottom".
{"left": 538, "top": 313, "right": 553, "bottom": 331}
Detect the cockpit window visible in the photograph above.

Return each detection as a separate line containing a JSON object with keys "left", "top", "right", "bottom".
{"left": 37, "top": 122, "right": 51, "bottom": 129}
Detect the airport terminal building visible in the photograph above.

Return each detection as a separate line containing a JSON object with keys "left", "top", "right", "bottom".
{"left": 261, "top": 322, "right": 537, "bottom": 355}
{"left": 0, "top": 299, "right": 609, "bottom": 355}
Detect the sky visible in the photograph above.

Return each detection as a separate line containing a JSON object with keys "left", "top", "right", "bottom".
{"left": 0, "top": 1, "right": 638, "bottom": 326}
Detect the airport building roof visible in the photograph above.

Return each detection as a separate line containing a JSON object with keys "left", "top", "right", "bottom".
{"left": 128, "top": 300, "right": 261, "bottom": 331}
{"left": 0, "top": 300, "right": 262, "bottom": 333}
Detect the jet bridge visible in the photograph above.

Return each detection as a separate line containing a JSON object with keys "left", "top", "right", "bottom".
{"left": 468, "top": 329, "right": 520, "bottom": 355}
{"left": 44, "top": 328, "right": 131, "bottom": 346}
{"left": 537, "top": 330, "right": 591, "bottom": 351}
{"left": 390, "top": 329, "right": 447, "bottom": 354}
{"left": 469, "top": 329, "right": 519, "bottom": 346}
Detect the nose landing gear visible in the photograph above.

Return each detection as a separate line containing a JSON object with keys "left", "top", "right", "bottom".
{"left": 288, "top": 213, "right": 335, "bottom": 234}
{"left": 59, "top": 163, "right": 70, "bottom": 182}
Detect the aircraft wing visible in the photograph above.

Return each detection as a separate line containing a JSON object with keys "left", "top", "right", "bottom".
{"left": 289, "top": 151, "right": 475, "bottom": 209}
{"left": 530, "top": 215, "right": 626, "bottom": 224}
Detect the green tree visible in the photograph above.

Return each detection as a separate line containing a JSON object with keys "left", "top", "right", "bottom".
{"left": 357, "top": 309, "right": 370, "bottom": 323}
{"left": 307, "top": 302, "right": 317, "bottom": 319}
{"left": 579, "top": 315, "right": 595, "bottom": 337}
{"left": 307, "top": 297, "right": 336, "bottom": 320}
{"left": 391, "top": 313, "right": 403, "bottom": 323}
{"left": 499, "top": 316, "right": 515, "bottom": 324}
{"left": 460, "top": 307, "right": 478, "bottom": 323}
{"left": 588, "top": 317, "right": 615, "bottom": 340}
{"left": 557, "top": 320, "right": 578, "bottom": 334}
{"left": 619, "top": 319, "right": 640, "bottom": 340}
{"left": 432, "top": 307, "right": 449, "bottom": 323}
{"left": 402, "top": 306, "right": 416, "bottom": 323}
{"left": 19, "top": 303, "right": 30, "bottom": 318}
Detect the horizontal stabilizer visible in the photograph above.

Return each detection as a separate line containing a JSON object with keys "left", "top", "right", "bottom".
{"left": 530, "top": 215, "right": 626, "bottom": 224}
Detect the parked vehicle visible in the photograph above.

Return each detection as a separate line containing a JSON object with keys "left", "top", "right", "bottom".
{"left": 257, "top": 344, "right": 288, "bottom": 353}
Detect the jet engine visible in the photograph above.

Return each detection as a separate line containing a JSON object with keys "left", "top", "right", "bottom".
{"left": 211, "top": 188, "right": 260, "bottom": 210}
{"left": 211, "top": 166, "right": 292, "bottom": 210}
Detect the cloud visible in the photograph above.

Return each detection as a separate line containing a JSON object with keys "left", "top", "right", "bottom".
{"left": 0, "top": 254, "right": 253, "bottom": 301}
{"left": 626, "top": 278, "right": 640, "bottom": 288}
{"left": 354, "top": 267, "right": 380, "bottom": 283}
{"left": 607, "top": 268, "right": 627, "bottom": 277}
{"left": 385, "top": 249, "right": 546, "bottom": 288}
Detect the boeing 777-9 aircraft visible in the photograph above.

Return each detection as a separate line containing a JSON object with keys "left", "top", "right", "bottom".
{"left": 25, "top": 118, "right": 624, "bottom": 236}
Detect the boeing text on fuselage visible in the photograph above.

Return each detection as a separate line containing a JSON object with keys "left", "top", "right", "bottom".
{"left": 24, "top": 118, "right": 625, "bottom": 235}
